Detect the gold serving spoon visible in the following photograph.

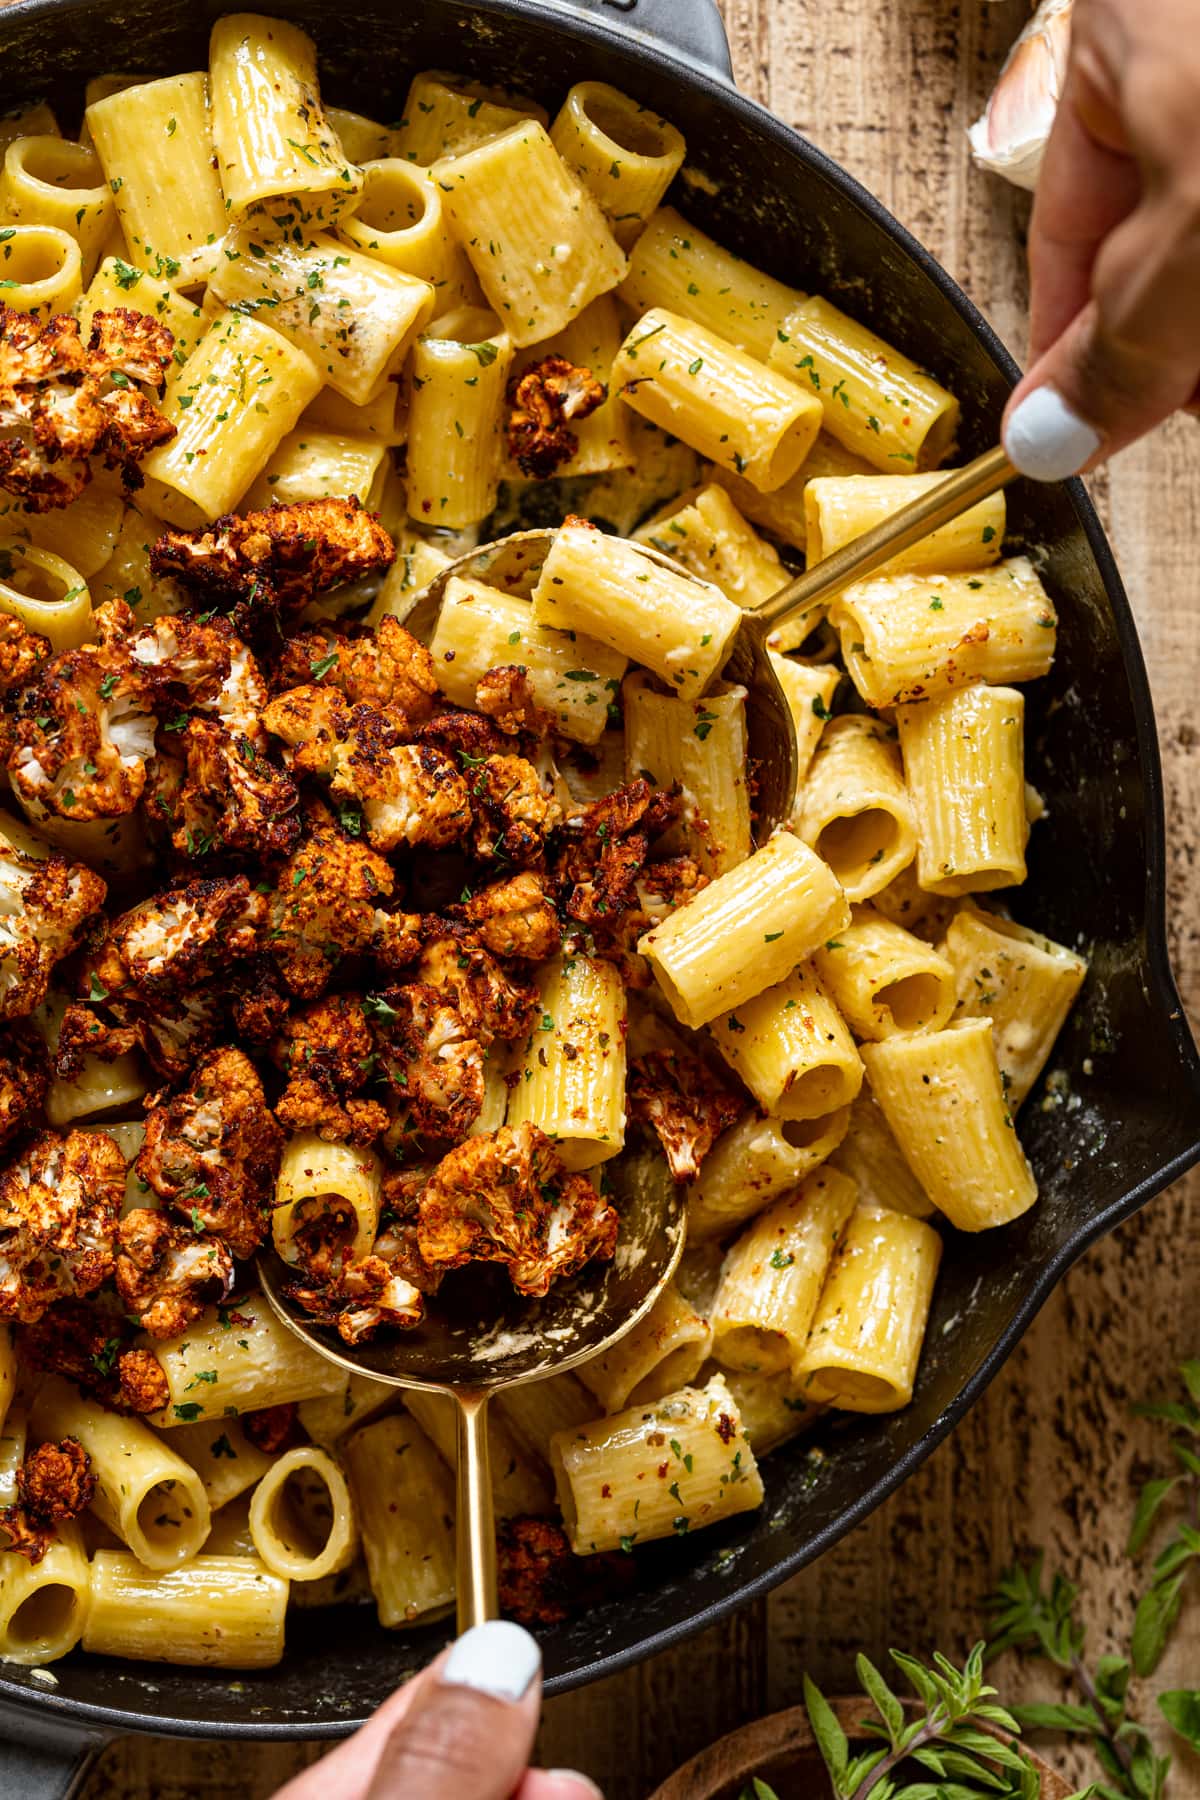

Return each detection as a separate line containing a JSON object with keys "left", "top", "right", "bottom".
{"left": 405, "top": 442, "right": 1016, "bottom": 836}
{"left": 258, "top": 1150, "right": 684, "bottom": 1633}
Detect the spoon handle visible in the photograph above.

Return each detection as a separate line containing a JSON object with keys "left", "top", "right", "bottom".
{"left": 750, "top": 443, "right": 1017, "bottom": 638}
{"left": 455, "top": 1388, "right": 498, "bottom": 1632}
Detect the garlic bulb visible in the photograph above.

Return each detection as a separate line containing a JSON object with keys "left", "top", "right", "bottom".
{"left": 968, "top": 0, "right": 1075, "bottom": 192}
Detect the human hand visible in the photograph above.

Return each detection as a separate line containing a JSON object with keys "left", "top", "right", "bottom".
{"left": 1002, "top": 0, "right": 1200, "bottom": 480}
{"left": 274, "top": 1620, "right": 603, "bottom": 1800}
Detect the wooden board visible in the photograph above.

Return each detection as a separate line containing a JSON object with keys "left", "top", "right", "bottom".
{"left": 21, "top": 2, "right": 1200, "bottom": 1794}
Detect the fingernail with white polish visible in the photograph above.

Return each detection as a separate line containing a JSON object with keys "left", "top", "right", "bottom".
{"left": 1004, "top": 385, "right": 1102, "bottom": 481}
{"left": 548, "top": 1773, "right": 606, "bottom": 1798}
{"left": 442, "top": 1620, "right": 541, "bottom": 1702}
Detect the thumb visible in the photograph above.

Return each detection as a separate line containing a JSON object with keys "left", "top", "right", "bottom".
{"left": 364, "top": 1619, "right": 542, "bottom": 1800}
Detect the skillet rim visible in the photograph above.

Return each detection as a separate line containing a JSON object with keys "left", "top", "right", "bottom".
{"left": 0, "top": 0, "right": 1196, "bottom": 1740}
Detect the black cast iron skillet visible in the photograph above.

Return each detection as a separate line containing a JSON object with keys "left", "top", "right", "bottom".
{"left": 2, "top": 0, "right": 1199, "bottom": 1790}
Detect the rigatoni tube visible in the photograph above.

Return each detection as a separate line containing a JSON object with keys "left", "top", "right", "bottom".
{"left": 429, "top": 575, "right": 626, "bottom": 746}
{"left": 812, "top": 906, "right": 957, "bottom": 1039}
{"left": 272, "top": 1134, "right": 383, "bottom": 1267}
{"left": 768, "top": 655, "right": 841, "bottom": 794}
{"left": 550, "top": 83, "right": 686, "bottom": 248}
{"left": 0, "top": 541, "right": 93, "bottom": 651}
{"left": 830, "top": 557, "right": 1058, "bottom": 709}
{"left": 169, "top": 1416, "right": 274, "bottom": 1511}
{"left": 392, "top": 70, "right": 548, "bottom": 166}
{"left": 706, "top": 430, "right": 874, "bottom": 559}
{"left": 829, "top": 1091, "right": 934, "bottom": 1219}
{"left": 639, "top": 829, "right": 850, "bottom": 1029}
{"left": 897, "top": 686, "right": 1029, "bottom": 894}
{"left": 795, "top": 1201, "right": 942, "bottom": 1411}
{"left": 148, "top": 1299, "right": 345, "bottom": 1425}
{"left": 30, "top": 1376, "right": 211, "bottom": 1570}
{"left": 861, "top": 1018, "right": 1038, "bottom": 1230}
{"left": 712, "top": 1167, "right": 859, "bottom": 1374}
{"left": 710, "top": 963, "right": 864, "bottom": 1121}
{"left": 803, "top": 473, "right": 1004, "bottom": 573}
{"left": 208, "top": 14, "right": 362, "bottom": 223}
{"left": 576, "top": 1282, "right": 712, "bottom": 1412}
{"left": 769, "top": 296, "right": 960, "bottom": 471}
{"left": 619, "top": 206, "right": 803, "bottom": 361}
{"left": 0, "top": 136, "right": 111, "bottom": 282}
{"left": 433, "top": 121, "right": 625, "bottom": 346}
{"left": 142, "top": 311, "right": 322, "bottom": 527}
{"left": 0, "top": 225, "right": 82, "bottom": 318}
{"left": 0, "top": 1520, "right": 90, "bottom": 1665}
{"left": 505, "top": 955, "right": 627, "bottom": 1169}
{"left": 550, "top": 1373, "right": 763, "bottom": 1554}
{"left": 82, "top": 1552, "right": 288, "bottom": 1668}
{"left": 402, "top": 1391, "right": 554, "bottom": 1522}
{"left": 617, "top": 308, "right": 822, "bottom": 493}
{"left": 406, "top": 309, "right": 513, "bottom": 528}
{"left": 248, "top": 1444, "right": 358, "bottom": 1582}
{"left": 343, "top": 1411, "right": 455, "bottom": 1628}
{"left": 796, "top": 716, "right": 917, "bottom": 902}
{"left": 85, "top": 74, "right": 228, "bottom": 285}
{"left": 943, "top": 908, "right": 1087, "bottom": 1108}
{"left": 623, "top": 673, "right": 751, "bottom": 877}
{"left": 532, "top": 522, "right": 740, "bottom": 704}
{"left": 635, "top": 483, "right": 786, "bottom": 610}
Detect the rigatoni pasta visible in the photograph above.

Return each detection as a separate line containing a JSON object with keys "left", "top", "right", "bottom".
{"left": 82, "top": 1551, "right": 288, "bottom": 1667}
{"left": 619, "top": 206, "right": 804, "bottom": 360}
{"left": 942, "top": 908, "right": 1088, "bottom": 1107}
{"left": 897, "top": 686, "right": 1029, "bottom": 894}
{"left": 550, "top": 84, "right": 686, "bottom": 249}
{"left": 505, "top": 954, "right": 627, "bottom": 1168}
{"left": 796, "top": 715, "right": 917, "bottom": 902}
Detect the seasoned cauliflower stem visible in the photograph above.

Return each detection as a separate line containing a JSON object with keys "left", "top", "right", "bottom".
{"left": 0, "top": 305, "right": 175, "bottom": 510}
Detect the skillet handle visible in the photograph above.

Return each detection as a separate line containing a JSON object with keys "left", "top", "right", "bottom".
{"left": 0, "top": 1726, "right": 103, "bottom": 1800}
{"left": 548, "top": 0, "right": 734, "bottom": 83}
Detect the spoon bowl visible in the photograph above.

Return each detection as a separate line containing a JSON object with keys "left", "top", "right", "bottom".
{"left": 258, "top": 1149, "right": 686, "bottom": 1630}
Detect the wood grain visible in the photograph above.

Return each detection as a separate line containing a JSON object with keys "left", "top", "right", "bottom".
{"left": 35, "top": 1, "right": 1200, "bottom": 1794}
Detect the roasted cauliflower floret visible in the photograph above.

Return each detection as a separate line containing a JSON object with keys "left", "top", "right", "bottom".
{"left": 150, "top": 497, "right": 395, "bottom": 635}
{"left": 274, "top": 616, "right": 439, "bottom": 721}
{"left": 267, "top": 808, "right": 396, "bottom": 998}
{"left": 376, "top": 982, "right": 485, "bottom": 1140}
{"left": 417, "top": 1122, "right": 617, "bottom": 1295}
{"left": 115, "top": 1207, "right": 235, "bottom": 1338}
{"left": 554, "top": 778, "right": 678, "bottom": 926}
{"left": 17, "top": 1298, "right": 169, "bottom": 1414}
{"left": 289, "top": 1233, "right": 426, "bottom": 1344}
{"left": 415, "top": 706, "right": 511, "bottom": 765}
{"left": 137, "top": 1046, "right": 284, "bottom": 1259}
{"left": 468, "top": 754, "right": 564, "bottom": 865}
{"left": 0, "top": 305, "right": 175, "bottom": 511}
{"left": 0, "top": 1025, "right": 49, "bottom": 1151}
{"left": 0, "top": 1437, "right": 96, "bottom": 1564}
{"left": 9, "top": 643, "right": 158, "bottom": 823}
{"left": 0, "top": 611, "right": 48, "bottom": 698}
{"left": 474, "top": 665, "right": 554, "bottom": 738}
{"left": 172, "top": 718, "right": 300, "bottom": 860}
{"left": 505, "top": 355, "right": 606, "bottom": 479}
{"left": 260, "top": 682, "right": 356, "bottom": 777}
{"left": 628, "top": 1048, "right": 746, "bottom": 1182}
{"left": 130, "top": 614, "right": 268, "bottom": 741}
{"left": 418, "top": 938, "right": 538, "bottom": 1045}
{"left": 456, "top": 872, "right": 562, "bottom": 961}
{"left": 328, "top": 731, "right": 470, "bottom": 856}
{"left": 0, "top": 1129, "right": 123, "bottom": 1322}
{"left": 0, "top": 833, "right": 106, "bottom": 1022}
{"left": 273, "top": 994, "right": 388, "bottom": 1147}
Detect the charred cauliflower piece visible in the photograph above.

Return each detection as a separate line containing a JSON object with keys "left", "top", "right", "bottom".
{"left": 0, "top": 1025, "right": 49, "bottom": 1151}
{"left": 273, "top": 993, "right": 388, "bottom": 1146}
{"left": 474, "top": 666, "right": 554, "bottom": 738}
{"left": 172, "top": 717, "right": 300, "bottom": 860}
{"left": 506, "top": 355, "right": 606, "bottom": 479}
{"left": 267, "top": 808, "right": 396, "bottom": 999}
{"left": 130, "top": 614, "right": 268, "bottom": 741}
{"left": 1, "top": 1436, "right": 96, "bottom": 1564}
{"left": 260, "top": 683, "right": 356, "bottom": 777}
{"left": 9, "top": 643, "right": 158, "bottom": 823}
{"left": 418, "top": 937, "right": 539, "bottom": 1045}
{"left": 137, "top": 1046, "right": 284, "bottom": 1259}
{"left": 150, "top": 498, "right": 394, "bottom": 635}
{"left": 376, "top": 982, "right": 485, "bottom": 1141}
{"left": 415, "top": 706, "right": 511, "bottom": 765}
{"left": 329, "top": 734, "right": 470, "bottom": 855}
{"left": 418, "top": 1122, "right": 617, "bottom": 1295}
{"left": 468, "top": 754, "right": 563, "bottom": 865}
{"left": 274, "top": 616, "right": 439, "bottom": 722}
{"left": 456, "top": 872, "right": 562, "bottom": 961}
{"left": 289, "top": 1233, "right": 426, "bottom": 1345}
{"left": 0, "top": 612, "right": 48, "bottom": 699}
{"left": 628, "top": 1048, "right": 746, "bottom": 1182}
{"left": 0, "top": 831, "right": 106, "bottom": 1022}
{"left": 0, "top": 1129, "right": 123, "bottom": 1323}
{"left": 0, "top": 305, "right": 175, "bottom": 511}
{"left": 554, "top": 778, "right": 678, "bottom": 926}
{"left": 17, "top": 1298, "right": 169, "bottom": 1414}
{"left": 115, "top": 1207, "right": 235, "bottom": 1338}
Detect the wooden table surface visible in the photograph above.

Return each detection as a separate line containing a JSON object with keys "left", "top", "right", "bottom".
{"left": 61, "top": 0, "right": 1200, "bottom": 1793}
